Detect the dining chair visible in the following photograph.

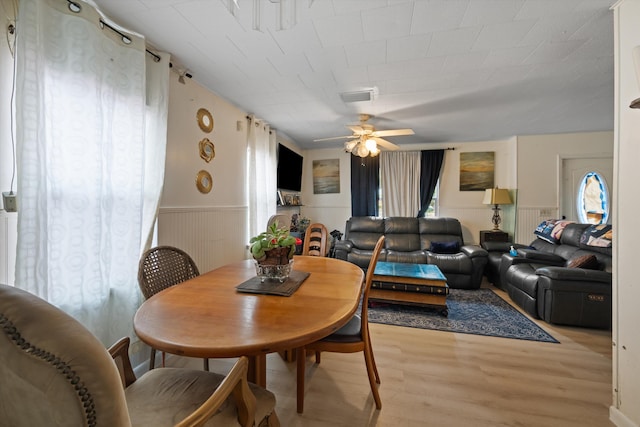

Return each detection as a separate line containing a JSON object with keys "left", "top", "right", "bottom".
{"left": 138, "top": 245, "right": 208, "bottom": 370}
{"left": 296, "top": 235, "right": 385, "bottom": 413}
{"left": 267, "top": 214, "right": 290, "bottom": 233}
{"left": 0, "top": 284, "right": 280, "bottom": 427}
{"left": 302, "top": 222, "right": 329, "bottom": 257}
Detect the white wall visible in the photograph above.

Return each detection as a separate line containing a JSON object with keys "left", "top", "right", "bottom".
{"left": 0, "top": 0, "right": 17, "bottom": 285}
{"left": 515, "top": 131, "right": 614, "bottom": 244}
{"left": 302, "top": 138, "right": 519, "bottom": 245}
{"left": 611, "top": 1, "right": 640, "bottom": 426}
{"left": 158, "top": 73, "right": 251, "bottom": 273}
{"left": 0, "top": 0, "right": 15, "bottom": 196}
{"left": 162, "top": 75, "right": 248, "bottom": 208}
{"left": 158, "top": 73, "right": 304, "bottom": 273}
{"left": 299, "top": 148, "right": 353, "bottom": 235}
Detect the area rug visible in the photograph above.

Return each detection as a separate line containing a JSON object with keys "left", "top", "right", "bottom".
{"left": 368, "top": 289, "right": 559, "bottom": 343}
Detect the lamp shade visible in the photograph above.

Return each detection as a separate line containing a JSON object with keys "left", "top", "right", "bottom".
{"left": 482, "top": 188, "right": 512, "bottom": 205}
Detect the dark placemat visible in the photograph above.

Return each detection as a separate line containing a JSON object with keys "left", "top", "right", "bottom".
{"left": 236, "top": 270, "right": 311, "bottom": 296}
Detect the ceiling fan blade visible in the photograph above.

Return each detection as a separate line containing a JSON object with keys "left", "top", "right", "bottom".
{"left": 372, "top": 129, "right": 415, "bottom": 137}
{"left": 373, "top": 137, "right": 400, "bottom": 151}
{"left": 346, "top": 125, "right": 365, "bottom": 134}
{"left": 313, "top": 135, "right": 358, "bottom": 142}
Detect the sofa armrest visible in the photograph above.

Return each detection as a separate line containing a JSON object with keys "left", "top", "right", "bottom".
{"left": 536, "top": 267, "right": 611, "bottom": 329}
{"left": 498, "top": 253, "right": 536, "bottom": 285}
{"left": 535, "top": 267, "right": 612, "bottom": 284}
{"left": 481, "top": 242, "right": 528, "bottom": 252}
{"left": 334, "top": 240, "right": 353, "bottom": 260}
{"left": 516, "top": 248, "right": 565, "bottom": 266}
{"left": 460, "top": 245, "right": 488, "bottom": 258}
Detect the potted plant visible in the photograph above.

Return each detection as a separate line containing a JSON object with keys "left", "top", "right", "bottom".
{"left": 250, "top": 221, "right": 301, "bottom": 282}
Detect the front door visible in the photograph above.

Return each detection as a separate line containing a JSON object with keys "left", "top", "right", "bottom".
{"left": 561, "top": 157, "right": 613, "bottom": 222}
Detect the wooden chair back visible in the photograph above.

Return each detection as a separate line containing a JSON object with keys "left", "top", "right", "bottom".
{"left": 137, "top": 246, "right": 199, "bottom": 299}
{"left": 302, "top": 223, "right": 329, "bottom": 256}
{"left": 137, "top": 246, "right": 204, "bottom": 370}
{"left": 296, "top": 236, "right": 385, "bottom": 413}
{"left": 266, "top": 214, "right": 290, "bottom": 233}
{"left": 360, "top": 235, "right": 385, "bottom": 332}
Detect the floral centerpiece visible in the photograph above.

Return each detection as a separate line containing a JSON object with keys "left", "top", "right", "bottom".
{"left": 250, "top": 221, "right": 301, "bottom": 282}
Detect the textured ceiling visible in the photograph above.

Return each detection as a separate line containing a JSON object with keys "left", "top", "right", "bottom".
{"left": 93, "top": 0, "right": 615, "bottom": 150}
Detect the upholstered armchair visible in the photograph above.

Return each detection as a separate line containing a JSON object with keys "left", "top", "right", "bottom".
{"left": 0, "top": 284, "right": 279, "bottom": 426}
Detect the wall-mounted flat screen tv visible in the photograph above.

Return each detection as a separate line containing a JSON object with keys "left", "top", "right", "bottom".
{"left": 277, "top": 143, "right": 303, "bottom": 192}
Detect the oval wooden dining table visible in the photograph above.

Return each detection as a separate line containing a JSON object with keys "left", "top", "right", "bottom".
{"left": 133, "top": 256, "right": 365, "bottom": 387}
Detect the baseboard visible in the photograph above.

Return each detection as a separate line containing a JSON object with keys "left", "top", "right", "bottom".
{"left": 610, "top": 406, "right": 639, "bottom": 427}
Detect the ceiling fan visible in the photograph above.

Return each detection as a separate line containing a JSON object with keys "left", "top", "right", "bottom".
{"left": 313, "top": 114, "right": 415, "bottom": 157}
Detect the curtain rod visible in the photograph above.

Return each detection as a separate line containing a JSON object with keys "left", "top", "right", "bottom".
{"left": 97, "top": 18, "right": 161, "bottom": 62}
{"left": 64, "top": 1, "right": 162, "bottom": 62}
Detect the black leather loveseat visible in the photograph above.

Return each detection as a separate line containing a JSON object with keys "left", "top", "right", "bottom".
{"left": 334, "top": 217, "right": 488, "bottom": 289}
{"left": 485, "top": 222, "right": 612, "bottom": 329}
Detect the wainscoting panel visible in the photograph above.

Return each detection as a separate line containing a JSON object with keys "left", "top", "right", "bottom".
{"left": 158, "top": 206, "right": 248, "bottom": 274}
{"left": 0, "top": 212, "right": 17, "bottom": 286}
{"left": 517, "top": 207, "right": 558, "bottom": 244}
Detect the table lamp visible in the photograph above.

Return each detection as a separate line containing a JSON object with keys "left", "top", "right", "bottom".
{"left": 482, "top": 187, "right": 512, "bottom": 231}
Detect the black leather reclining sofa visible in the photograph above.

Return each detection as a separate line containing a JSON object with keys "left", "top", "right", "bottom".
{"left": 334, "top": 217, "right": 488, "bottom": 289}
{"left": 484, "top": 222, "right": 612, "bottom": 329}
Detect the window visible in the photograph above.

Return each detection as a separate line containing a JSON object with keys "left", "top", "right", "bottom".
{"left": 378, "top": 181, "right": 439, "bottom": 218}
{"left": 424, "top": 182, "right": 439, "bottom": 217}
{"left": 576, "top": 171, "right": 609, "bottom": 224}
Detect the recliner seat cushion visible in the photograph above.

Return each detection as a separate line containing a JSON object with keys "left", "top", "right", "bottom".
{"left": 427, "top": 252, "right": 472, "bottom": 275}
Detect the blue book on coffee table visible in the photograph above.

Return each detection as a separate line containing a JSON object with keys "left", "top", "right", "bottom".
{"left": 374, "top": 262, "right": 446, "bottom": 281}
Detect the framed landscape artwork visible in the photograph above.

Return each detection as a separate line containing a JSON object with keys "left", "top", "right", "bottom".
{"left": 313, "top": 159, "right": 340, "bottom": 194}
{"left": 459, "top": 152, "right": 495, "bottom": 191}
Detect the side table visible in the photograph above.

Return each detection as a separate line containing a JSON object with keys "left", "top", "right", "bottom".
{"left": 479, "top": 230, "right": 509, "bottom": 245}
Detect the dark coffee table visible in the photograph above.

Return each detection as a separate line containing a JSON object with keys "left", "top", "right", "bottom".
{"left": 371, "top": 262, "right": 449, "bottom": 316}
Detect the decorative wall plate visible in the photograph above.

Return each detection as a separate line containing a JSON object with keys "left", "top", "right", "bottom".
{"left": 199, "top": 138, "right": 215, "bottom": 162}
{"left": 196, "top": 108, "right": 214, "bottom": 133}
{"left": 196, "top": 170, "right": 213, "bottom": 194}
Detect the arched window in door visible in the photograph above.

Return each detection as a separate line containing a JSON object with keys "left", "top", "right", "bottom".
{"left": 576, "top": 172, "right": 609, "bottom": 224}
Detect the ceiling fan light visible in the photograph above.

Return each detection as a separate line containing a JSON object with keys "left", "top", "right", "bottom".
{"left": 356, "top": 143, "right": 369, "bottom": 157}
{"left": 369, "top": 146, "right": 380, "bottom": 156}
{"left": 365, "top": 138, "right": 377, "bottom": 150}
{"left": 344, "top": 140, "right": 358, "bottom": 151}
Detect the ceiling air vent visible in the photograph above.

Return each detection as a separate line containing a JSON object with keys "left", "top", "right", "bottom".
{"left": 340, "top": 88, "right": 377, "bottom": 103}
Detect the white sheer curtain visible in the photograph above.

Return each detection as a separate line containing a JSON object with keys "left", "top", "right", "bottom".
{"left": 141, "top": 52, "right": 171, "bottom": 252}
{"left": 247, "top": 115, "right": 277, "bottom": 239}
{"left": 381, "top": 151, "right": 421, "bottom": 217}
{"left": 14, "top": 0, "right": 169, "bottom": 346}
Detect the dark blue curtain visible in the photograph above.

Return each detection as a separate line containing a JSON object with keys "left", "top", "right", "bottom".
{"left": 417, "top": 149, "right": 444, "bottom": 217}
{"left": 351, "top": 155, "right": 380, "bottom": 216}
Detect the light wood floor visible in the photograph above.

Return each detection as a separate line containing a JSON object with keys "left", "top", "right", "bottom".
{"left": 168, "top": 283, "right": 613, "bottom": 426}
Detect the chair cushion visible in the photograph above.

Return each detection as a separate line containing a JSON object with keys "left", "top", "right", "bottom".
{"left": 320, "top": 315, "right": 362, "bottom": 343}
{"left": 125, "top": 368, "right": 276, "bottom": 427}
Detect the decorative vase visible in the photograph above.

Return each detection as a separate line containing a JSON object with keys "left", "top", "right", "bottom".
{"left": 254, "top": 247, "right": 293, "bottom": 283}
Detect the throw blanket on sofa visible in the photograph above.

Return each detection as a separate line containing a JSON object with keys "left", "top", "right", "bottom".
{"left": 534, "top": 219, "right": 574, "bottom": 244}
{"left": 580, "top": 224, "right": 612, "bottom": 247}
